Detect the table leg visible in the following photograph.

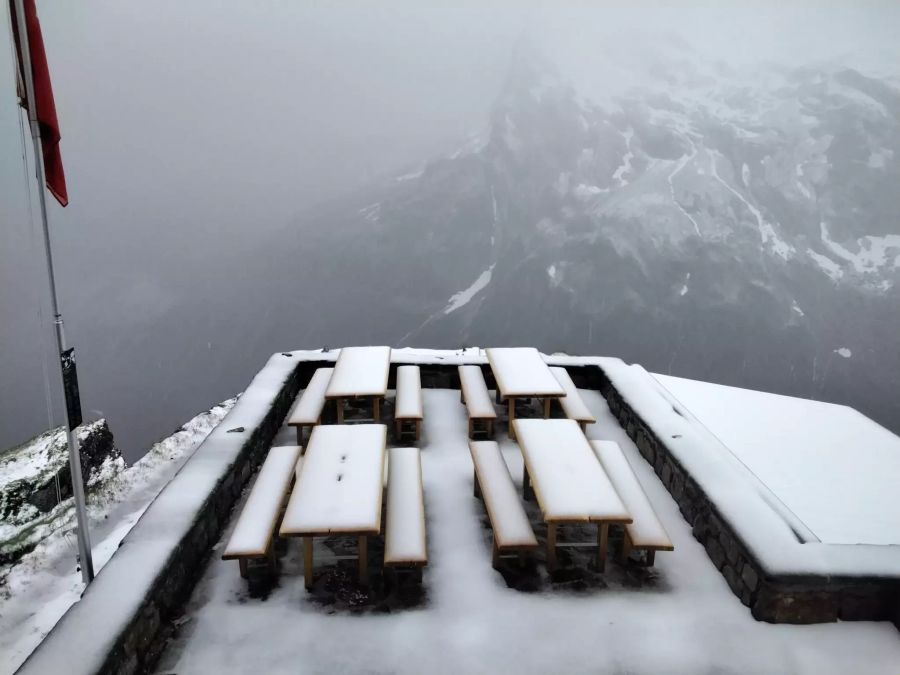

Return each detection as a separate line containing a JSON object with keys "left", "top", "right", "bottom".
{"left": 239, "top": 558, "right": 248, "bottom": 579}
{"left": 336, "top": 398, "right": 344, "bottom": 424}
{"left": 547, "top": 522, "right": 557, "bottom": 571}
{"left": 303, "top": 536, "right": 314, "bottom": 589}
{"left": 508, "top": 398, "right": 516, "bottom": 440}
{"left": 359, "top": 535, "right": 369, "bottom": 585}
{"left": 598, "top": 522, "right": 609, "bottom": 573}
{"left": 373, "top": 397, "right": 380, "bottom": 423}
{"left": 543, "top": 398, "right": 551, "bottom": 419}
{"left": 619, "top": 532, "right": 632, "bottom": 564}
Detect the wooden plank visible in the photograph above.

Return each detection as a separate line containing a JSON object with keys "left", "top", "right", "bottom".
{"left": 395, "top": 365, "right": 424, "bottom": 420}
{"left": 548, "top": 367, "right": 596, "bottom": 424}
{"left": 458, "top": 366, "right": 497, "bottom": 419}
{"left": 287, "top": 368, "right": 334, "bottom": 426}
{"left": 384, "top": 447, "right": 428, "bottom": 566}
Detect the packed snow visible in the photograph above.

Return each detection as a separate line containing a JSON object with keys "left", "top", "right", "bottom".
{"left": 443, "top": 264, "right": 494, "bottom": 315}
{"left": 820, "top": 221, "right": 900, "bottom": 274}
{"left": 281, "top": 425, "right": 386, "bottom": 534}
{"left": 808, "top": 248, "right": 844, "bottom": 281}
{"left": 469, "top": 441, "right": 536, "bottom": 547}
{"left": 834, "top": 347, "right": 852, "bottom": 359}
{"left": 159, "top": 385, "right": 900, "bottom": 675}
{"left": 486, "top": 347, "right": 565, "bottom": 397}
{"left": 325, "top": 346, "right": 391, "bottom": 398}
{"left": 0, "top": 399, "right": 235, "bottom": 675}
{"left": 653, "top": 373, "right": 900, "bottom": 546}
{"left": 384, "top": 447, "right": 426, "bottom": 563}
{"left": 394, "top": 366, "right": 423, "bottom": 418}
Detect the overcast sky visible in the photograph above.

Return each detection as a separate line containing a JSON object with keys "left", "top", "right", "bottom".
{"left": 2, "top": 0, "right": 899, "bottom": 456}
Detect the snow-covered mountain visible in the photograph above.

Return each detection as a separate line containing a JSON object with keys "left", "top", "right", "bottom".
{"left": 261, "top": 43, "right": 900, "bottom": 433}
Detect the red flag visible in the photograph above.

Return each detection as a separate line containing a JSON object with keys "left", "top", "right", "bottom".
{"left": 9, "top": 0, "right": 68, "bottom": 206}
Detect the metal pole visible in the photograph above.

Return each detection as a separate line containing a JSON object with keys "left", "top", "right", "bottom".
{"left": 12, "top": 0, "right": 94, "bottom": 583}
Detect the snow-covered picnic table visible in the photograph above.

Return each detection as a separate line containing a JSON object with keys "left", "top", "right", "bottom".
{"left": 279, "top": 424, "right": 387, "bottom": 587}
{"left": 325, "top": 346, "right": 391, "bottom": 423}
{"left": 486, "top": 347, "right": 566, "bottom": 439}
{"left": 514, "top": 418, "right": 631, "bottom": 571}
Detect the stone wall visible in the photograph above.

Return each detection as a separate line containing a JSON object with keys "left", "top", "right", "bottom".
{"left": 597, "top": 369, "right": 900, "bottom": 628}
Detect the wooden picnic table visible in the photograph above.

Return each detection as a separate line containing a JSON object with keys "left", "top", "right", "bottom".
{"left": 486, "top": 348, "right": 566, "bottom": 440}
{"left": 513, "top": 418, "right": 631, "bottom": 571}
{"left": 279, "top": 424, "right": 387, "bottom": 588}
{"left": 325, "top": 346, "right": 391, "bottom": 423}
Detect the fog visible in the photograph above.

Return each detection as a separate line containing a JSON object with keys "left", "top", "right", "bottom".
{"left": 2, "top": 1, "right": 899, "bottom": 460}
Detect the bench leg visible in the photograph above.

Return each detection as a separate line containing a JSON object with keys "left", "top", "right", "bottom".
{"left": 645, "top": 550, "right": 656, "bottom": 567}
{"left": 373, "top": 397, "right": 380, "bottom": 423}
{"left": 303, "top": 536, "right": 314, "bottom": 589}
{"left": 336, "top": 398, "right": 344, "bottom": 424}
{"left": 395, "top": 420, "right": 401, "bottom": 439}
{"left": 239, "top": 558, "right": 248, "bottom": 579}
{"left": 496, "top": 389, "right": 502, "bottom": 405}
{"left": 487, "top": 420, "right": 494, "bottom": 438}
{"left": 359, "top": 535, "right": 369, "bottom": 586}
{"left": 508, "top": 399, "right": 516, "bottom": 440}
{"left": 598, "top": 522, "right": 609, "bottom": 573}
{"left": 543, "top": 398, "right": 551, "bottom": 419}
{"left": 619, "top": 532, "right": 633, "bottom": 564}
{"left": 547, "top": 523, "right": 557, "bottom": 571}
{"left": 296, "top": 426, "right": 303, "bottom": 445}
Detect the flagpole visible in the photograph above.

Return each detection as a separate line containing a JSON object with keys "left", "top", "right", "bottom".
{"left": 12, "top": 0, "right": 94, "bottom": 584}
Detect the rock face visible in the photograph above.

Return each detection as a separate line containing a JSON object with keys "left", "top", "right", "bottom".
{"left": 248, "top": 42, "right": 900, "bottom": 436}
{"left": 0, "top": 420, "right": 124, "bottom": 564}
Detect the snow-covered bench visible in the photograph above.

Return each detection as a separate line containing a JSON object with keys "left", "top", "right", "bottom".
{"left": 384, "top": 447, "right": 427, "bottom": 575}
{"left": 549, "top": 367, "right": 596, "bottom": 431}
{"left": 469, "top": 441, "right": 538, "bottom": 567}
{"left": 459, "top": 365, "right": 497, "bottom": 439}
{"left": 590, "top": 440, "right": 674, "bottom": 566}
{"left": 287, "top": 368, "right": 333, "bottom": 444}
{"left": 394, "top": 365, "right": 424, "bottom": 441}
{"left": 222, "top": 445, "right": 302, "bottom": 578}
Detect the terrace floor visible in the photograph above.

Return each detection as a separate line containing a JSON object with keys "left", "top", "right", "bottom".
{"left": 156, "top": 388, "right": 900, "bottom": 674}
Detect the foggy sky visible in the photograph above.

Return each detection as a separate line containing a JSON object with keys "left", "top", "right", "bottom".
{"left": 2, "top": 0, "right": 899, "bottom": 457}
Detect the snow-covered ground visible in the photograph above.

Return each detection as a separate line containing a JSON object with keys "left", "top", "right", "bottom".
{"left": 158, "top": 388, "right": 900, "bottom": 675}
{"left": 653, "top": 374, "right": 900, "bottom": 545}
{"left": 0, "top": 399, "right": 235, "bottom": 675}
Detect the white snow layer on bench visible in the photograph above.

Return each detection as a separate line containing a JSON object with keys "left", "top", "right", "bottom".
{"left": 395, "top": 366, "right": 423, "bottom": 419}
{"left": 487, "top": 347, "right": 565, "bottom": 397}
{"left": 17, "top": 351, "right": 301, "bottom": 675}
{"left": 384, "top": 447, "right": 427, "bottom": 564}
{"left": 549, "top": 366, "right": 596, "bottom": 423}
{"left": 590, "top": 441, "right": 672, "bottom": 549}
{"left": 281, "top": 424, "right": 386, "bottom": 534}
{"left": 514, "top": 418, "right": 629, "bottom": 522}
{"left": 458, "top": 365, "right": 496, "bottom": 418}
{"left": 470, "top": 441, "right": 537, "bottom": 548}
{"left": 288, "top": 368, "right": 333, "bottom": 425}
{"left": 223, "top": 446, "right": 301, "bottom": 558}
{"left": 600, "top": 359, "right": 900, "bottom": 576}
{"left": 654, "top": 373, "right": 900, "bottom": 546}
{"left": 326, "top": 346, "right": 391, "bottom": 397}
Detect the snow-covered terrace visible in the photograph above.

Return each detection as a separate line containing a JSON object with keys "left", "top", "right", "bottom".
{"left": 18, "top": 349, "right": 900, "bottom": 674}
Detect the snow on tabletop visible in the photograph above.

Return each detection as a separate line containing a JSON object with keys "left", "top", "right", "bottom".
{"left": 600, "top": 359, "right": 900, "bottom": 577}
{"left": 513, "top": 418, "right": 630, "bottom": 523}
{"left": 394, "top": 366, "right": 423, "bottom": 419}
{"left": 469, "top": 441, "right": 537, "bottom": 548}
{"left": 15, "top": 352, "right": 299, "bottom": 675}
{"left": 653, "top": 373, "right": 900, "bottom": 547}
{"left": 223, "top": 446, "right": 301, "bottom": 558}
{"left": 325, "top": 346, "right": 391, "bottom": 398}
{"left": 549, "top": 366, "right": 596, "bottom": 423}
{"left": 458, "top": 365, "right": 496, "bottom": 417}
{"left": 384, "top": 447, "right": 426, "bottom": 564}
{"left": 159, "top": 387, "right": 900, "bottom": 675}
{"left": 590, "top": 440, "right": 672, "bottom": 549}
{"left": 288, "top": 368, "right": 333, "bottom": 425}
{"left": 486, "top": 347, "right": 566, "bottom": 398}
{"left": 280, "top": 424, "right": 386, "bottom": 535}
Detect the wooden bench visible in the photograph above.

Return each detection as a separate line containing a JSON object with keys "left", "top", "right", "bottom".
{"left": 394, "top": 365, "right": 424, "bottom": 441}
{"left": 287, "top": 368, "right": 333, "bottom": 444}
{"left": 549, "top": 367, "right": 596, "bottom": 431}
{"left": 384, "top": 447, "right": 427, "bottom": 576}
{"left": 459, "top": 365, "right": 497, "bottom": 439}
{"left": 222, "top": 445, "right": 302, "bottom": 578}
{"left": 469, "top": 441, "right": 538, "bottom": 567}
{"left": 590, "top": 440, "right": 674, "bottom": 566}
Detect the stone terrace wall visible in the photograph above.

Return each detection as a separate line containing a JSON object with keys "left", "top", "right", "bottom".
{"left": 596, "top": 368, "right": 900, "bottom": 628}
